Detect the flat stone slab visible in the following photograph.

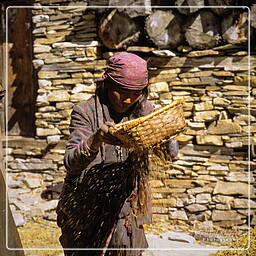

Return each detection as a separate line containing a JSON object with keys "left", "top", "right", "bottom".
{"left": 142, "top": 234, "right": 221, "bottom": 256}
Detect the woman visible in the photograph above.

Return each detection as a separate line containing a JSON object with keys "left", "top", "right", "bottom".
{"left": 56, "top": 52, "right": 178, "bottom": 256}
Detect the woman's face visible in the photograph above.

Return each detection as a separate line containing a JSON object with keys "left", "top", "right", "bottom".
{"left": 106, "top": 81, "right": 143, "bottom": 113}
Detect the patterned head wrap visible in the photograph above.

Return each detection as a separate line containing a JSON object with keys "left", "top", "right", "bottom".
{"left": 103, "top": 52, "right": 148, "bottom": 90}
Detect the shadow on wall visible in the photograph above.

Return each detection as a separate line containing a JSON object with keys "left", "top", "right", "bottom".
{"left": 4, "top": 2, "right": 37, "bottom": 137}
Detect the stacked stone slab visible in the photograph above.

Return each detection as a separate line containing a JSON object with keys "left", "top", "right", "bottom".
{"left": 4, "top": 2, "right": 256, "bottom": 229}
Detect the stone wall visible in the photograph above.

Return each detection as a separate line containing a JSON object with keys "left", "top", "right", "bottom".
{"left": 5, "top": 2, "right": 256, "bottom": 229}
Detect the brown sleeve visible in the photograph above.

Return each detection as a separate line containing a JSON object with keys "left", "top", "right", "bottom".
{"left": 64, "top": 100, "right": 98, "bottom": 175}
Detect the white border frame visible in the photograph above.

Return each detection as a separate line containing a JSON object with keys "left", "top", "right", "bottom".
{"left": 5, "top": 4, "right": 251, "bottom": 253}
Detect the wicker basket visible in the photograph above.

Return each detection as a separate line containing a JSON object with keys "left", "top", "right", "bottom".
{"left": 109, "top": 99, "right": 186, "bottom": 150}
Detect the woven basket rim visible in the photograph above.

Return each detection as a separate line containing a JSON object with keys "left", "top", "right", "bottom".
{"left": 114, "top": 99, "right": 184, "bottom": 130}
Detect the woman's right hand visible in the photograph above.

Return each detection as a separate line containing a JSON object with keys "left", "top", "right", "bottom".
{"left": 87, "top": 122, "right": 123, "bottom": 152}
{"left": 95, "top": 122, "right": 122, "bottom": 145}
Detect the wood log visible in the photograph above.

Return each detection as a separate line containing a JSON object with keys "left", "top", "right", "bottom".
{"left": 145, "top": 10, "right": 184, "bottom": 49}
{"left": 98, "top": 9, "right": 141, "bottom": 49}
{"left": 251, "top": 4, "right": 256, "bottom": 29}
{"left": 89, "top": 0, "right": 152, "bottom": 17}
{"left": 151, "top": 0, "right": 173, "bottom": 6}
{"left": 221, "top": 11, "right": 248, "bottom": 44}
{"left": 108, "top": 0, "right": 152, "bottom": 18}
{"left": 88, "top": 0, "right": 109, "bottom": 13}
{"left": 184, "top": 10, "right": 221, "bottom": 49}
{"left": 208, "top": 0, "right": 238, "bottom": 16}
{"left": 175, "top": 0, "right": 204, "bottom": 15}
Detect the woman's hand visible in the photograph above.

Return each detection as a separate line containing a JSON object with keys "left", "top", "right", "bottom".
{"left": 87, "top": 122, "right": 123, "bottom": 152}
{"left": 95, "top": 122, "right": 122, "bottom": 145}
{"left": 167, "top": 138, "right": 179, "bottom": 159}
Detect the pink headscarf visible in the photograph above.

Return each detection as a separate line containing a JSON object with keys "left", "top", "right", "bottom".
{"left": 103, "top": 52, "right": 148, "bottom": 90}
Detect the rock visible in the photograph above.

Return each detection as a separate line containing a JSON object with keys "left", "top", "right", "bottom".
{"left": 13, "top": 200, "right": 30, "bottom": 212}
{"left": 176, "top": 134, "right": 193, "bottom": 143}
{"left": 191, "top": 230, "right": 231, "bottom": 245}
{"left": 52, "top": 78, "right": 82, "bottom": 85}
{"left": 149, "top": 82, "right": 169, "bottom": 93}
{"left": 36, "top": 93, "right": 49, "bottom": 106}
{"left": 212, "top": 210, "right": 243, "bottom": 221}
{"left": 47, "top": 135, "right": 61, "bottom": 145}
{"left": 38, "top": 106, "right": 56, "bottom": 113}
{"left": 196, "top": 135, "right": 223, "bottom": 146}
{"left": 152, "top": 198, "right": 176, "bottom": 207}
{"left": 152, "top": 50, "right": 176, "bottom": 57}
{"left": 45, "top": 153, "right": 63, "bottom": 163}
{"left": 233, "top": 114, "right": 256, "bottom": 125}
{"left": 213, "top": 181, "right": 252, "bottom": 196}
{"left": 127, "top": 46, "right": 156, "bottom": 53}
{"left": 43, "top": 211, "right": 57, "bottom": 221}
{"left": 47, "top": 91, "right": 70, "bottom": 102}
{"left": 30, "top": 207, "right": 44, "bottom": 217}
{"left": 38, "top": 200, "right": 59, "bottom": 212}
{"left": 45, "top": 57, "right": 71, "bottom": 64}
{"left": 18, "top": 194, "right": 39, "bottom": 205}
{"left": 12, "top": 212, "right": 26, "bottom": 227}
{"left": 38, "top": 70, "right": 58, "bottom": 79}
{"left": 71, "top": 83, "right": 95, "bottom": 93}
{"left": 207, "top": 91, "right": 223, "bottom": 97}
{"left": 9, "top": 159, "right": 56, "bottom": 171}
{"left": 70, "top": 93, "right": 92, "bottom": 102}
{"left": 187, "top": 50, "right": 219, "bottom": 57}
{"left": 37, "top": 128, "right": 61, "bottom": 137}
{"left": 225, "top": 141, "right": 243, "bottom": 148}
{"left": 24, "top": 178, "right": 41, "bottom": 189}
{"left": 33, "top": 27, "right": 46, "bottom": 35}
{"left": 177, "top": 45, "right": 193, "bottom": 53}
{"left": 213, "top": 97, "right": 231, "bottom": 106}
{"left": 56, "top": 102, "right": 74, "bottom": 110}
{"left": 33, "top": 14, "right": 49, "bottom": 23}
{"left": 232, "top": 199, "right": 256, "bottom": 209}
{"left": 196, "top": 194, "right": 212, "bottom": 204}
{"left": 34, "top": 36, "right": 65, "bottom": 45}
{"left": 186, "top": 204, "right": 208, "bottom": 213}
{"left": 207, "top": 165, "right": 229, "bottom": 172}
{"left": 164, "top": 179, "right": 192, "bottom": 188}
{"left": 8, "top": 176, "right": 24, "bottom": 189}
{"left": 38, "top": 79, "right": 52, "bottom": 88}
{"left": 187, "top": 186, "right": 213, "bottom": 195}
{"left": 194, "top": 101, "right": 213, "bottom": 111}
{"left": 212, "top": 71, "right": 233, "bottom": 77}
{"left": 149, "top": 180, "right": 164, "bottom": 188}
{"left": 168, "top": 210, "right": 188, "bottom": 221}
{"left": 194, "top": 110, "right": 220, "bottom": 122}
{"left": 33, "top": 59, "right": 44, "bottom": 69}
{"left": 52, "top": 41, "right": 99, "bottom": 48}
{"left": 225, "top": 172, "right": 251, "bottom": 183}
{"left": 160, "top": 231, "right": 196, "bottom": 243}
{"left": 197, "top": 175, "right": 218, "bottom": 182}
{"left": 36, "top": 112, "right": 62, "bottom": 120}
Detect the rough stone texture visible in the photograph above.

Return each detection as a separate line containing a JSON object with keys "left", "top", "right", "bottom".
{"left": 213, "top": 181, "right": 252, "bottom": 196}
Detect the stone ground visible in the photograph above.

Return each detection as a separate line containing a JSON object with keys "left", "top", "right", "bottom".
{"left": 17, "top": 217, "right": 226, "bottom": 256}
{"left": 142, "top": 233, "right": 221, "bottom": 256}
{"left": 54, "top": 235, "right": 221, "bottom": 256}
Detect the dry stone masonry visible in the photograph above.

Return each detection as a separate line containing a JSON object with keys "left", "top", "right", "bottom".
{"left": 5, "top": 0, "right": 256, "bottom": 231}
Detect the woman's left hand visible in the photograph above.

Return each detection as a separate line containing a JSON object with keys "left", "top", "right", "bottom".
{"left": 167, "top": 138, "right": 179, "bottom": 159}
